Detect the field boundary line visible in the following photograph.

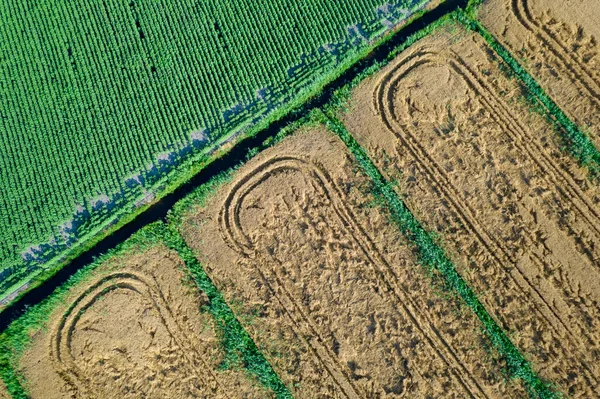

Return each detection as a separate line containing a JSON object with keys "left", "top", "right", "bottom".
{"left": 156, "top": 223, "right": 293, "bottom": 399}
{"left": 219, "top": 155, "right": 489, "bottom": 398}
{"left": 0, "top": 0, "right": 469, "bottom": 323}
{"left": 0, "top": 222, "right": 292, "bottom": 399}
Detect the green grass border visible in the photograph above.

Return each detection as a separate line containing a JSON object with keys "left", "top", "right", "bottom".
{"left": 320, "top": 110, "right": 560, "bottom": 399}
{"left": 457, "top": 7, "right": 600, "bottom": 178}
{"left": 152, "top": 223, "right": 292, "bottom": 399}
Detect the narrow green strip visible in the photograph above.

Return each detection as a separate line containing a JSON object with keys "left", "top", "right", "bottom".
{"left": 157, "top": 224, "right": 293, "bottom": 399}
{"left": 0, "top": 329, "right": 28, "bottom": 398}
{"left": 456, "top": 10, "right": 600, "bottom": 178}
{"left": 321, "top": 110, "right": 560, "bottom": 399}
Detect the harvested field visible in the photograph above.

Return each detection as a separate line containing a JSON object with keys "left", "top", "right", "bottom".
{"left": 479, "top": 0, "right": 600, "bottom": 146}
{"left": 14, "top": 240, "right": 269, "bottom": 399}
{"left": 340, "top": 22, "right": 600, "bottom": 397}
{"left": 178, "top": 125, "right": 528, "bottom": 398}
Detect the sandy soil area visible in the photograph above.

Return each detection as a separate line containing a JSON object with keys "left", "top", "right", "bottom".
{"left": 341, "top": 22, "right": 600, "bottom": 397}
{"left": 0, "top": 380, "right": 9, "bottom": 399}
{"left": 479, "top": 0, "right": 600, "bottom": 146}
{"left": 179, "top": 126, "right": 528, "bottom": 398}
{"left": 17, "top": 243, "right": 269, "bottom": 399}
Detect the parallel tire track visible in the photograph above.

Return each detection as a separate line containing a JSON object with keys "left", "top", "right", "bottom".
{"left": 51, "top": 271, "right": 223, "bottom": 398}
{"left": 372, "top": 47, "right": 600, "bottom": 394}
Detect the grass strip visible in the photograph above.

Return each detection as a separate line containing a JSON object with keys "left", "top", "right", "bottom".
{"left": 156, "top": 226, "right": 292, "bottom": 398}
{"left": 456, "top": 9, "right": 600, "bottom": 178}
{"left": 0, "top": 223, "right": 291, "bottom": 399}
{"left": 321, "top": 109, "right": 560, "bottom": 399}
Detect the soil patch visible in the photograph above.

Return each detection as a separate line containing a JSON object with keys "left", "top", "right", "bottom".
{"left": 17, "top": 243, "right": 269, "bottom": 399}
{"left": 0, "top": 380, "right": 9, "bottom": 399}
{"left": 341, "top": 22, "right": 600, "bottom": 397}
{"left": 179, "top": 126, "right": 528, "bottom": 398}
{"left": 479, "top": 0, "right": 600, "bottom": 146}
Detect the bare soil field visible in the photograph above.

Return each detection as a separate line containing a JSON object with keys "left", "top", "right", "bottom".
{"left": 479, "top": 0, "right": 600, "bottom": 146}
{"left": 179, "top": 126, "right": 528, "bottom": 398}
{"left": 16, "top": 243, "right": 269, "bottom": 399}
{"left": 340, "top": 22, "right": 600, "bottom": 397}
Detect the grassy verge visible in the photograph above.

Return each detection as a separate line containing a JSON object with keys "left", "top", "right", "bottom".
{"left": 153, "top": 223, "right": 292, "bottom": 399}
{"left": 0, "top": 222, "right": 290, "bottom": 399}
{"left": 320, "top": 109, "right": 560, "bottom": 399}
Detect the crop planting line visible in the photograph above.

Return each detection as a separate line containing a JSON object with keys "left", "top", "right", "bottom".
{"left": 51, "top": 271, "right": 224, "bottom": 398}
{"left": 0, "top": 0, "right": 473, "bottom": 330}
{"left": 458, "top": 10, "right": 600, "bottom": 179}
{"left": 451, "top": 54, "right": 600, "bottom": 240}
{"left": 159, "top": 223, "right": 293, "bottom": 399}
{"left": 219, "top": 158, "right": 361, "bottom": 399}
{"left": 455, "top": 48, "right": 600, "bottom": 346}
{"left": 511, "top": 0, "right": 600, "bottom": 107}
{"left": 451, "top": 52, "right": 600, "bottom": 341}
{"left": 220, "top": 155, "right": 489, "bottom": 398}
{"left": 373, "top": 49, "right": 558, "bottom": 335}
{"left": 372, "top": 46, "right": 599, "bottom": 390}
{"left": 378, "top": 47, "right": 600, "bottom": 386}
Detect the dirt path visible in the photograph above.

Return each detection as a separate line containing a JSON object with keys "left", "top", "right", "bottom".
{"left": 179, "top": 125, "right": 528, "bottom": 398}
{"left": 18, "top": 243, "right": 270, "bottom": 399}
{"left": 341, "top": 22, "right": 600, "bottom": 397}
{"left": 479, "top": 0, "right": 600, "bottom": 147}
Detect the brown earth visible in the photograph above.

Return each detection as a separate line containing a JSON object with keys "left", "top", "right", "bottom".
{"left": 479, "top": 0, "right": 600, "bottom": 146}
{"left": 0, "top": 380, "right": 9, "bottom": 399}
{"left": 18, "top": 242, "right": 270, "bottom": 399}
{"left": 179, "top": 125, "right": 528, "bottom": 398}
{"left": 340, "top": 22, "right": 600, "bottom": 398}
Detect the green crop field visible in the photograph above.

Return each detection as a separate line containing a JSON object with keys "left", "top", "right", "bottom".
{"left": 0, "top": 0, "right": 431, "bottom": 303}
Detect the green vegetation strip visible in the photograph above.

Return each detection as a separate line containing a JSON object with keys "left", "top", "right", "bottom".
{"left": 321, "top": 110, "right": 559, "bottom": 399}
{"left": 456, "top": 9, "right": 600, "bottom": 178}
{"left": 156, "top": 223, "right": 292, "bottom": 399}
{"left": 0, "top": 222, "right": 291, "bottom": 399}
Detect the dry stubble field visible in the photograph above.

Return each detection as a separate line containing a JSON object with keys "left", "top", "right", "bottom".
{"left": 3, "top": 2, "right": 600, "bottom": 398}
{"left": 340, "top": 22, "right": 600, "bottom": 397}
{"left": 480, "top": 0, "right": 600, "bottom": 146}
{"left": 178, "top": 125, "right": 527, "bottom": 398}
